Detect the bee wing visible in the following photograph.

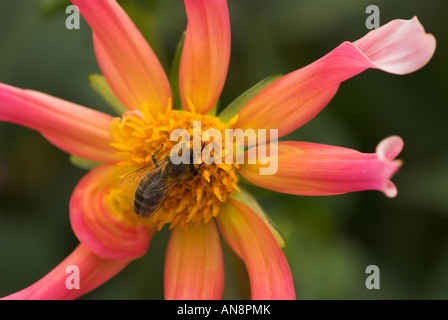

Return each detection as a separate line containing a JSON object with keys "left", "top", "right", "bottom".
{"left": 139, "top": 178, "right": 182, "bottom": 219}
{"left": 120, "top": 157, "right": 170, "bottom": 188}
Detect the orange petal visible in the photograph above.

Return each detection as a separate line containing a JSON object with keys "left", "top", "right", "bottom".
{"left": 217, "top": 199, "right": 295, "bottom": 300}
{"left": 164, "top": 221, "right": 224, "bottom": 300}
{"left": 70, "top": 164, "right": 156, "bottom": 260}
{"left": 2, "top": 244, "right": 129, "bottom": 300}
{"left": 179, "top": 0, "right": 231, "bottom": 114}
{"left": 72, "top": 0, "right": 172, "bottom": 113}
{"left": 234, "top": 17, "right": 436, "bottom": 139}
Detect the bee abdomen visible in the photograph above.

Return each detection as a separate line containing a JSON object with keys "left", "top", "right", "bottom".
{"left": 134, "top": 183, "right": 166, "bottom": 218}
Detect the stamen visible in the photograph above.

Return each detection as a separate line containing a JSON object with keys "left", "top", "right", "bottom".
{"left": 185, "top": 96, "right": 196, "bottom": 113}
{"left": 165, "top": 97, "right": 172, "bottom": 113}
{"left": 226, "top": 114, "right": 239, "bottom": 128}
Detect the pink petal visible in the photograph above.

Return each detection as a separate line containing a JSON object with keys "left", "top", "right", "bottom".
{"left": 376, "top": 135, "right": 404, "bottom": 162}
{"left": 164, "top": 221, "right": 224, "bottom": 300}
{"left": 179, "top": 0, "right": 231, "bottom": 114}
{"left": 72, "top": 0, "right": 172, "bottom": 113}
{"left": 238, "top": 137, "right": 404, "bottom": 197}
{"left": 217, "top": 199, "right": 295, "bottom": 300}
{"left": 2, "top": 244, "right": 129, "bottom": 300}
{"left": 353, "top": 17, "right": 436, "bottom": 74}
{"left": 0, "top": 83, "right": 119, "bottom": 163}
{"left": 234, "top": 17, "right": 436, "bottom": 139}
{"left": 70, "top": 165, "right": 156, "bottom": 260}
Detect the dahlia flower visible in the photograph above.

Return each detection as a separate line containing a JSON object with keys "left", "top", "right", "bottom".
{"left": 0, "top": 0, "right": 435, "bottom": 300}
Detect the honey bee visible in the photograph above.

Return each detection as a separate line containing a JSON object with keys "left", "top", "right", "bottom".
{"left": 121, "top": 144, "right": 203, "bottom": 219}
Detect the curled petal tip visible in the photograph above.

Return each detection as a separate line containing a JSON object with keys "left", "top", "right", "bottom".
{"left": 375, "top": 136, "right": 404, "bottom": 197}
{"left": 355, "top": 17, "right": 436, "bottom": 75}
{"left": 376, "top": 135, "right": 404, "bottom": 162}
{"left": 384, "top": 180, "right": 398, "bottom": 198}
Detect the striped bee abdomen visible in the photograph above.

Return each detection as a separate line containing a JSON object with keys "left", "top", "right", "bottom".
{"left": 134, "top": 178, "right": 165, "bottom": 218}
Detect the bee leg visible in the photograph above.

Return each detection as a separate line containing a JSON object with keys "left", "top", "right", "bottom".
{"left": 152, "top": 144, "right": 164, "bottom": 168}
{"left": 152, "top": 155, "right": 159, "bottom": 167}
{"left": 190, "top": 163, "right": 200, "bottom": 177}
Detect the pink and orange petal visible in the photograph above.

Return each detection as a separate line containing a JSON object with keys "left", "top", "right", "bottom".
{"left": 180, "top": 0, "right": 231, "bottom": 114}
{"left": 239, "top": 136, "right": 404, "bottom": 198}
{"left": 233, "top": 17, "right": 436, "bottom": 140}
{"left": 2, "top": 244, "right": 130, "bottom": 300}
{"left": 70, "top": 165, "right": 156, "bottom": 261}
{"left": 164, "top": 221, "right": 224, "bottom": 300}
{"left": 0, "top": 83, "right": 118, "bottom": 163}
{"left": 217, "top": 199, "right": 295, "bottom": 300}
{"left": 71, "top": 0, "right": 172, "bottom": 114}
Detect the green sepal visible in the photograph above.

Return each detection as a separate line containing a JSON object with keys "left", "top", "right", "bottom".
{"left": 70, "top": 155, "right": 101, "bottom": 171}
{"left": 235, "top": 172, "right": 258, "bottom": 187}
{"left": 218, "top": 74, "right": 283, "bottom": 124}
{"left": 39, "top": 0, "right": 71, "bottom": 17}
{"left": 170, "top": 31, "right": 186, "bottom": 110}
{"left": 231, "top": 185, "right": 286, "bottom": 249}
{"left": 207, "top": 99, "right": 219, "bottom": 117}
{"left": 88, "top": 73, "right": 127, "bottom": 115}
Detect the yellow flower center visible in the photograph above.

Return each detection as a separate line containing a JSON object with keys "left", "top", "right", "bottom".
{"left": 107, "top": 102, "right": 239, "bottom": 230}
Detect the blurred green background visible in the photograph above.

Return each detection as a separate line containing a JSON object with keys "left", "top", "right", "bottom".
{"left": 0, "top": 0, "right": 447, "bottom": 299}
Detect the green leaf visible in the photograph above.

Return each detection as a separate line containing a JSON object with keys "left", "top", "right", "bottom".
{"left": 170, "top": 31, "right": 186, "bottom": 110}
{"left": 218, "top": 74, "right": 283, "bottom": 123}
{"left": 231, "top": 185, "right": 286, "bottom": 249}
{"left": 70, "top": 155, "right": 101, "bottom": 171}
{"left": 88, "top": 73, "right": 127, "bottom": 115}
